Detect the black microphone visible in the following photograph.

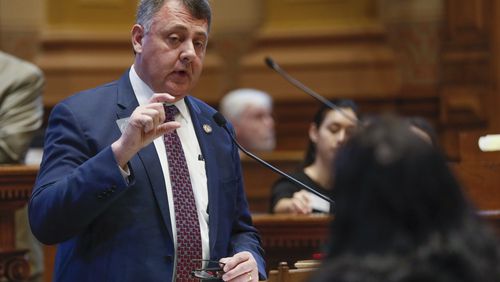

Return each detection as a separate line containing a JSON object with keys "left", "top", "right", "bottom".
{"left": 212, "top": 112, "right": 335, "bottom": 205}
{"left": 264, "top": 56, "right": 358, "bottom": 124}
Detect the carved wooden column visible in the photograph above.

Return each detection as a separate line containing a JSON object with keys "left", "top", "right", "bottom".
{"left": 379, "top": 0, "right": 445, "bottom": 97}
{"left": 377, "top": 0, "right": 445, "bottom": 149}
{"left": 209, "top": 0, "right": 263, "bottom": 94}
{"left": 440, "top": 0, "right": 492, "bottom": 159}
{"left": 0, "top": 166, "right": 38, "bottom": 282}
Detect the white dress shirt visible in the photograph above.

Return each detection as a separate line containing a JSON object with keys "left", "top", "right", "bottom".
{"left": 128, "top": 66, "right": 210, "bottom": 262}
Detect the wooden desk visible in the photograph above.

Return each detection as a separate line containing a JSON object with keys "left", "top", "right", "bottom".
{"left": 450, "top": 161, "right": 500, "bottom": 210}
{"left": 2, "top": 161, "right": 497, "bottom": 282}
{"left": 449, "top": 131, "right": 500, "bottom": 211}
{"left": 41, "top": 214, "right": 332, "bottom": 282}
{"left": 479, "top": 210, "right": 500, "bottom": 237}
{"left": 0, "top": 165, "right": 38, "bottom": 281}
{"left": 253, "top": 214, "right": 331, "bottom": 273}
{"left": 37, "top": 211, "right": 500, "bottom": 282}
{"left": 253, "top": 211, "right": 500, "bottom": 272}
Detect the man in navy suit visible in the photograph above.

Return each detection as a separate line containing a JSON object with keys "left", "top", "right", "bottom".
{"left": 28, "top": 0, "right": 266, "bottom": 281}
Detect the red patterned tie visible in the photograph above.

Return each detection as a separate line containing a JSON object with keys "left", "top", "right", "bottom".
{"left": 164, "top": 105, "right": 202, "bottom": 281}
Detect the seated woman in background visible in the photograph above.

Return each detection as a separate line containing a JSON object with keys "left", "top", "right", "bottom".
{"left": 310, "top": 115, "right": 500, "bottom": 282}
{"left": 270, "top": 99, "right": 359, "bottom": 214}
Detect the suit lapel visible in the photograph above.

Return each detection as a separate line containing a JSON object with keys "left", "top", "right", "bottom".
{"left": 115, "top": 72, "right": 174, "bottom": 242}
{"left": 136, "top": 147, "right": 174, "bottom": 243}
{"left": 185, "top": 97, "right": 220, "bottom": 252}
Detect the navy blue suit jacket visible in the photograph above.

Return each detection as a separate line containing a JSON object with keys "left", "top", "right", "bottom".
{"left": 29, "top": 72, "right": 266, "bottom": 281}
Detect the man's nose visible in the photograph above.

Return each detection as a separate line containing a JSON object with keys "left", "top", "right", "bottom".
{"left": 179, "top": 41, "right": 196, "bottom": 64}
{"left": 263, "top": 115, "right": 275, "bottom": 128}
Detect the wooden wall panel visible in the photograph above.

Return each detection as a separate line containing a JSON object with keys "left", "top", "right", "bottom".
{"left": 447, "top": 0, "right": 490, "bottom": 44}
{"left": 45, "top": 0, "right": 135, "bottom": 30}
{"left": 36, "top": 30, "right": 225, "bottom": 107}
{"left": 28, "top": 0, "right": 499, "bottom": 154}
{"left": 0, "top": 0, "right": 42, "bottom": 60}
{"left": 239, "top": 25, "right": 400, "bottom": 102}
{"left": 440, "top": 0, "right": 494, "bottom": 160}
{"left": 491, "top": 0, "right": 500, "bottom": 131}
{"left": 264, "top": 0, "right": 377, "bottom": 29}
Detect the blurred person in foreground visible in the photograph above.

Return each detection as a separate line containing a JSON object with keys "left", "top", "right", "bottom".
{"left": 270, "top": 100, "right": 359, "bottom": 214}
{"left": 28, "top": 0, "right": 265, "bottom": 281}
{"left": 0, "top": 51, "right": 45, "bottom": 282}
{"left": 219, "top": 88, "right": 275, "bottom": 154}
{"left": 310, "top": 115, "right": 500, "bottom": 282}
{"left": 407, "top": 116, "right": 439, "bottom": 147}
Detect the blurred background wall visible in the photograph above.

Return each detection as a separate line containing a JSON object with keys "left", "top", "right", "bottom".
{"left": 0, "top": 0, "right": 498, "bottom": 158}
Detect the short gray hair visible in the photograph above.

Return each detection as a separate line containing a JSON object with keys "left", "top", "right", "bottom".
{"left": 136, "top": 0, "right": 212, "bottom": 33}
{"left": 220, "top": 88, "right": 273, "bottom": 121}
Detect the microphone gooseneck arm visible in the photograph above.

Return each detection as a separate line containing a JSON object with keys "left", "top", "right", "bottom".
{"left": 212, "top": 112, "right": 335, "bottom": 205}
{"left": 264, "top": 56, "right": 358, "bottom": 125}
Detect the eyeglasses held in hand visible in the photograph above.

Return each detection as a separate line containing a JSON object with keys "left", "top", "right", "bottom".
{"left": 191, "top": 259, "right": 225, "bottom": 280}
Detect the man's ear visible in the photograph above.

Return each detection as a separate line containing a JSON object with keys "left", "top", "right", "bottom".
{"left": 309, "top": 123, "right": 319, "bottom": 144}
{"left": 131, "top": 24, "right": 145, "bottom": 54}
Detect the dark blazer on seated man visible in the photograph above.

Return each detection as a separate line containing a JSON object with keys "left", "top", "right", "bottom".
{"left": 28, "top": 0, "right": 265, "bottom": 281}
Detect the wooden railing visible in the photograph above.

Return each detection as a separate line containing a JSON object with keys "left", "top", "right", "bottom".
{"left": 253, "top": 214, "right": 331, "bottom": 273}
{"left": 449, "top": 131, "right": 500, "bottom": 211}
{"left": 0, "top": 165, "right": 38, "bottom": 282}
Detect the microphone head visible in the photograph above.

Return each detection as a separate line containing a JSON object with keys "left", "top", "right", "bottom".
{"left": 264, "top": 57, "right": 277, "bottom": 70}
{"left": 212, "top": 112, "right": 227, "bottom": 127}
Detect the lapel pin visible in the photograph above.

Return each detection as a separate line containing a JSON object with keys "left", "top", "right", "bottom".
{"left": 203, "top": 124, "right": 212, "bottom": 134}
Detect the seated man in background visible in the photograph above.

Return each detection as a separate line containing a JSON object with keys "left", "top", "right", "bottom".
{"left": 0, "top": 51, "right": 44, "bottom": 164}
{"left": 0, "top": 51, "right": 45, "bottom": 282}
{"left": 219, "top": 88, "right": 276, "bottom": 153}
